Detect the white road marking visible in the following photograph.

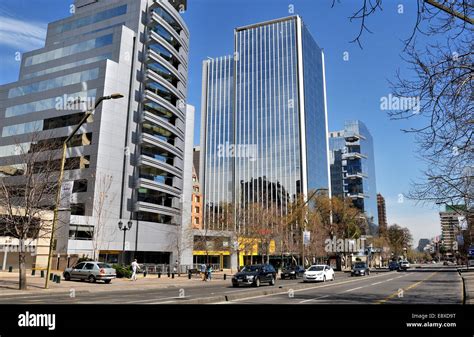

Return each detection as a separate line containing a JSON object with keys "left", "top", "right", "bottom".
{"left": 343, "top": 286, "right": 365, "bottom": 293}
{"left": 298, "top": 295, "right": 330, "bottom": 304}
{"left": 371, "top": 281, "right": 383, "bottom": 286}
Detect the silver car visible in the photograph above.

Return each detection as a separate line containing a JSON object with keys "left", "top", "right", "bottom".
{"left": 63, "top": 261, "right": 116, "bottom": 283}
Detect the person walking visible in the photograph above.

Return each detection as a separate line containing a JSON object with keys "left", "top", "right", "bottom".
{"left": 207, "top": 264, "right": 213, "bottom": 281}
{"left": 201, "top": 263, "right": 206, "bottom": 281}
{"left": 131, "top": 259, "right": 140, "bottom": 281}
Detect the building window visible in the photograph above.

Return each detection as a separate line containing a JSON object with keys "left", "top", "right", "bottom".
{"left": 194, "top": 206, "right": 200, "bottom": 213}
{"left": 69, "top": 224, "right": 93, "bottom": 240}
{"left": 70, "top": 203, "right": 86, "bottom": 216}
{"left": 73, "top": 179, "right": 88, "bottom": 193}
{"left": 194, "top": 217, "right": 199, "bottom": 224}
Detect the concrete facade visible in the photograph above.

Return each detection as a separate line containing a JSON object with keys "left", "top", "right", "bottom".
{"left": 0, "top": 0, "right": 192, "bottom": 266}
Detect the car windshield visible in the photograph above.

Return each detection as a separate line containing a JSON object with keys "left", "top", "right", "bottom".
{"left": 308, "top": 266, "right": 324, "bottom": 271}
{"left": 355, "top": 263, "right": 366, "bottom": 268}
{"left": 98, "top": 263, "right": 112, "bottom": 268}
{"left": 241, "top": 265, "right": 260, "bottom": 272}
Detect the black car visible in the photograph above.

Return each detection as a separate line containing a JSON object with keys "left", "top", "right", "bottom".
{"left": 232, "top": 264, "right": 277, "bottom": 287}
{"left": 388, "top": 261, "right": 399, "bottom": 271}
{"left": 351, "top": 262, "right": 370, "bottom": 276}
{"left": 281, "top": 265, "right": 305, "bottom": 279}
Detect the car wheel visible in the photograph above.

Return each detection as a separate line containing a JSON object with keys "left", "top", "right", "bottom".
{"left": 281, "top": 275, "right": 285, "bottom": 280}
{"left": 233, "top": 283, "right": 239, "bottom": 288}
{"left": 88, "top": 275, "right": 96, "bottom": 283}
{"left": 104, "top": 279, "right": 111, "bottom": 284}
{"left": 254, "top": 278, "right": 260, "bottom": 287}
{"left": 269, "top": 276, "right": 275, "bottom": 286}
{"left": 64, "top": 273, "right": 71, "bottom": 281}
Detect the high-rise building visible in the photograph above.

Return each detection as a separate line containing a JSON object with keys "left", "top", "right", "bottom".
{"left": 200, "top": 16, "right": 331, "bottom": 266}
{"left": 377, "top": 193, "right": 387, "bottom": 235}
{"left": 439, "top": 205, "right": 464, "bottom": 256}
{"left": 329, "top": 120, "right": 378, "bottom": 228}
{"left": 0, "top": 0, "right": 193, "bottom": 266}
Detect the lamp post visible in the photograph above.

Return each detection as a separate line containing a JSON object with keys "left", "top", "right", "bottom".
{"left": 44, "top": 93, "right": 124, "bottom": 289}
{"left": 118, "top": 220, "right": 133, "bottom": 265}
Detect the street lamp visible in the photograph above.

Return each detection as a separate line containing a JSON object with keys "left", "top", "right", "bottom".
{"left": 118, "top": 220, "right": 133, "bottom": 265}
{"left": 44, "top": 93, "right": 124, "bottom": 289}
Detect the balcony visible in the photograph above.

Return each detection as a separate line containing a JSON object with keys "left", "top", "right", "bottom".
{"left": 143, "top": 111, "right": 184, "bottom": 140}
{"left": 144, "top": 89, "right": 184, "bottom": 121}
{"left": 137, "top": 177, "right": 181, "bottom": 197}
{"left": 135, "top": 201, "right": 181, "bottom": 217}
{"left": 139, "top": 154, "right": 181, "bottom": 177}
{"left": 342, "top": 152, "right": 367, "bottom": 160}
{"left": 141, "top": 133, "right": 182, "bottom": 159}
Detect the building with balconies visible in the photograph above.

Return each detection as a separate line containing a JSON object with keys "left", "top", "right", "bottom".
{"left": 0, "top": 0, "right": 193, "bottom": 266}
{"left": 329, "top": 120, "right": 378, "bottom": 229}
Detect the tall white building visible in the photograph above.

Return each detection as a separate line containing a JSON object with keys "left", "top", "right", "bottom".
{"left": 0, "top": 0, "right": 193, "bottom": 266}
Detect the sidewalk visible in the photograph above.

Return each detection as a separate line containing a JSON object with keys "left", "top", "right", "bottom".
{"left": 0, "top": 270, "right": 230, "bottom": 297}
{"left": 460, "top": 269, "right": 474, "bottom": 304}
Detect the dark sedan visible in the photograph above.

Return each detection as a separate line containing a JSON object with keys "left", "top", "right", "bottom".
{"left": 232, "top": 264, "right": 277, "bottom": 287}
{"left": 351, "top": 262, "right": 370, "bottom": 276}
{"left": 280, "top": 265, "right": 305, "bottom": 279}
{"left": 388, "top": 261, "right": 399, "bottom": 271}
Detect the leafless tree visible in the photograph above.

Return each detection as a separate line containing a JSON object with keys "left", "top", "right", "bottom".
{"left": 0, "top": 133, "right": 67, "bottom": 290}
{"left": 334, "top": 1, "right": 473, "bottom": 215}
{"left": 85, "top": 173, "right": 115, "bottom": 260}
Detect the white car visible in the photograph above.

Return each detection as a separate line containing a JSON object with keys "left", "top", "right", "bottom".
{"left": 399, "top": 261, "right": 410, "bottom": 270}
{"left": 303, "top": 265, "right": 335, "bottom": 282}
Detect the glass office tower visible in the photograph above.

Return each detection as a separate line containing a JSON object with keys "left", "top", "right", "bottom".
{"left": 329, "top": 120, "right": 378, "bottom": 228}
{"left": 201, "top": 16, "right": 331, "bottom": 232}
{"left": 0, "top": 0, "right": 194, "bottom": 266}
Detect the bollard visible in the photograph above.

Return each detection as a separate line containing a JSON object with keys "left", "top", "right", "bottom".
{"left": 40, "top": 270, "right": 45, "bottom": 278}
{"left": 223, "top": 274, "right": 226, "bottom": 280}
{"left": 144, "top": 271, "right": 147, "bottom": 278}
{"left": 167, "top": 272, "right": 170, "bottom": 278}
{"left": 8, "top": 266, "right": 12, "bottom": 272}
{"left": 52, "top": 275, "right": 57, "bottom": 283}
{"left": 56, "top": 275, "right": 61, "bottom": 284}
{"left": 188, "top": 272, "right": 191, "bottom": 280}
{"left": 172, "top": 273, "right": 174, "bottom": 279}
{"left": 158, "top": 272, "right": 161, "bottom": 278}
{"left": 49, "top": 273, "right": 53, "bottom": 281}
{"left": 31, "top": 269, "right": 36, "bottom": 276}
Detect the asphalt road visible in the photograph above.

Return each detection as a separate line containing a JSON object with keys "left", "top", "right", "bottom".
{"left": 0, "top": 266, "right": 462, "bottom": 304}
{"left": 224, "top": 266, "right": 463, "bottom": 304}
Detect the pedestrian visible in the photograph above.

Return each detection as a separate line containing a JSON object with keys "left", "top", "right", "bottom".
{"left": 207, "top": 264, "right": 213, "bottom": 281}
{"left": 173, "top": 260, "right": 178, "bottom": 274}
{"left": 201, "top": 263, "right": 206, "bottom": 281}
{"left": 131, "top": 259, "right": 140, "bottom": 281}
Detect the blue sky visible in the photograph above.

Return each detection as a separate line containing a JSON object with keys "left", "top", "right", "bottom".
{"left": 0, "top": 0, "right": 443, "bottom": 245}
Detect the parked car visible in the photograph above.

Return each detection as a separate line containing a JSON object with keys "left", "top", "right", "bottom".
{"left": 443, "top": 261, "right": 449, "bottom": 266}
{"left": 232, "top": 264, "right": 276, "bottom": 287}
{"left": 303, "top": 265, "right": 334, "bottom": 282}
{"left": 399, "top": 260, "right": 410, "bottom": 271}
{"left": 388, "top": 261, "right": 399, "bottom": 271}
{"left": 63, "top": 261, "right": 116, "bottom": 283}
{"left": 351, "top": 262, "right": 370, "bottom": 276}
{"left": 280, "top": 265, "right": 305, "bottom": 279}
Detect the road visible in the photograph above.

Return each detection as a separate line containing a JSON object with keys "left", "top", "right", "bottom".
{"left": 0, "top": 265, "right": 462, "bottom": 304}
{"left": 224, "top": 266, "right": 462, "bottom": 304}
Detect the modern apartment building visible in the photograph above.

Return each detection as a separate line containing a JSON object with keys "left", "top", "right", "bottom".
{"left": 0, "top": 0, "right": 193, "bottom": 266}
{"left": 377, "top": 193, "right": 387, "bottom": 235}
{"left": 200, "top": 16, "right": 331, "bottom": 267}
{"left": 439, "top": 205, "right": 465, "bottom": 256}
{"left": 329, "top": 120, "right": 378, "bottom": 229}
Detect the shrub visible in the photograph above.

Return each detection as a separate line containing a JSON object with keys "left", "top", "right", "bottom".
{"left": 112, "top": 264, "right": 132, "bottom": 278}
